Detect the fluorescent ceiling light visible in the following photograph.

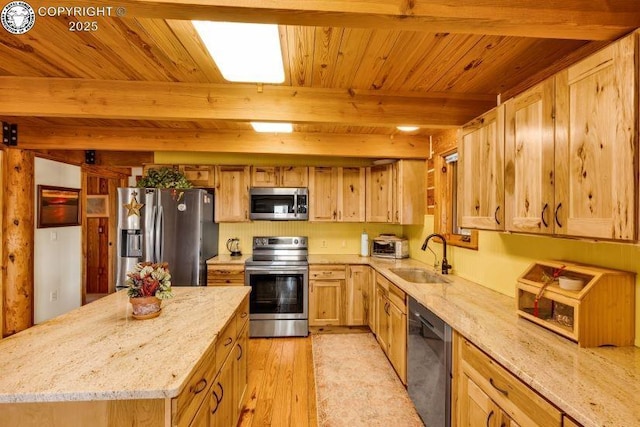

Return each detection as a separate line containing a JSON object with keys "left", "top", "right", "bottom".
{"left": 251, "top": 122, "right": 293, "bottom": 133}
{"left": 396, "top": 126, "right": 420, "bottom": 132}
{"left": 192, "top": 21, "right": 285, "bottom": 84}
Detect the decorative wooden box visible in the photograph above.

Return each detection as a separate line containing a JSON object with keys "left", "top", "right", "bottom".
{"left": 517, "top": 260, "right": 635, "bottom": 347}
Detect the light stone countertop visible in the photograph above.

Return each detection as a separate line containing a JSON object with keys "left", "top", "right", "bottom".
{"left": 308, "top": 254, "right": 640, "bottom": 427}
{"left": 0, "top": 286, "right": 250, "bottom": 403}
{"left": 206, "top": 254, "right": 251, "bottom": 264}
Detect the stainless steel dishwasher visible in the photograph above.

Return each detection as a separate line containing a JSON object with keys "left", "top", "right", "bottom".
{"left": 408, "top": 296, "right": 452, "bottom": 427}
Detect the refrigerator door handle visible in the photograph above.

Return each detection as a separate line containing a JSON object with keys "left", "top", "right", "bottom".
{"left": 155, "top": 206, "right": 164, "bottom": 263}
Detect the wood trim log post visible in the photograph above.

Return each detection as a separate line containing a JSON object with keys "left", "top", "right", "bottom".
{"left": 3, "top": 148, "right": 35, "bottom": 336}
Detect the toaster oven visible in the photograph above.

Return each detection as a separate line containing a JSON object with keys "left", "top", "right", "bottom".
{"left": 372, "top": 235, "right": 409, "bottom": 259}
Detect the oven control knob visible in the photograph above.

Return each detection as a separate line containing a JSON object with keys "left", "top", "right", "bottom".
{"left": 293, "top": 238, "right": 299, "bottom": 245}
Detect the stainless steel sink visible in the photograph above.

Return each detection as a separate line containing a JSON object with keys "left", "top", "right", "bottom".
{"left": 389, "top": 268, "right": 450, "bottom": 284}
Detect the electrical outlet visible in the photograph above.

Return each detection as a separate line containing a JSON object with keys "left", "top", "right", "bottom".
{"left": 50, "top": 290, "right": 58, "bottom": 302}
{"left": 50, "top": 231, "right": 57, "bottom": 241}
{"left": 341, "top": 240, "right": 346, "bottom": 248}
{"left": 321, "top": 240, "right": 327, "bottom": 248}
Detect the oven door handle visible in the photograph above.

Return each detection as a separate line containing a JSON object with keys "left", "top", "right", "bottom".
{"left": 245, "top": 267, "right": 309, "bottom": 274}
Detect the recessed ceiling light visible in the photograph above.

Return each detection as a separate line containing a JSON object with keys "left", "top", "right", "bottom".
{"left": 396, "top": 126, "right": 420, "bottom": 132}
{"left": 251, "top": 122, "right": 293, "bottom": 133}
{"left": 192, "top": 21, "right": 285, "bottom": 84}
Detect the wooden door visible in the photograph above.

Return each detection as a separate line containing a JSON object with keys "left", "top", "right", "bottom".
{"left": 280, "top": 166, "right": 308, "bottom": 187}
{"left": 233, "top": 324, "right": 248, "bottom": 421}
{"left": 309, "top": 279, "right": 342, "bottom": 326}
{"left": 85, "top": 176, "right": 111, "bottom": 296}
{"left": 345, "top": 265, "right": 370, "bottom": 326}
{"left": 212, "top": 357, "right": 235, "bottom": 427}
{"left": 250, "top": 166, "right": 279, "bottom": 187}
{"left": 555, "top": 35, "right": 636, "bottom": 240}
{"left": 458, "top": 374, "right": 497, "bottom": 427}
{"left": 338, "top": 167, "right": 365, "bottom": 222}
{"left": 504, "top": 78, "right": 556, "bottom": 234}
{"left": 388, "top": 302, "right": 407, "bottom": 384}
{"left": 308, "top": 167, "right": 338, "bottom": 221}
{"left": 180, "top": 165, "right": 215, "bottom": 188}
{"left": 215, "top": 166, "right": 250, "bottom": 222}
{"left": 458, "top": 105, "right": 505, "bottom": 230}
{"left": 366, "top": 164, "right": 394, "bottom": 222}
{"left": 394, "top": 160, "right": 426, "bottom": 225}
{"left": 375, "top": 287, "right": 389, "bottom": 350}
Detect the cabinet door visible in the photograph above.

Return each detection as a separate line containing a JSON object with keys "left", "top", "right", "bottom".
{"left": 234, "top": 324, "right": 248, "bottom": 419}
{"left": 345, "top": 265, "right": 371, "bottom": 326}
{"left": 459, "top": 374, "right": 497, "bottom": 427}
{"left": 504, "top": 78, "right": 555, "bottom": 234}
{"left": 394, "top": 160, "right": 426, "bottom": 225}
{"left": 280, "top": 166, "right": 308, "bottom": 187}
{"left": 458, "top": 106, "right": 505, "bottom": 230}
{"left": 375, "top": 287, "right": 389, "bottom": 350}
{"left": 309, "top": 167, "right": 338, "bottom": 221}
{"left": 555, "top": 36, "right": 636, "bottom": 240}
{"left": 309, "top": 279, "right": 342, "bottom": 325}
{"left": 387, "top": 302, "right": 407, "bottom": 384}
{"left": 366, "top": 164, "right": 394, "bottom": 222}
{"left": 338, "top": 167, "right": 365, "bottom": 222}
{"left": 180, "top": 165, "right": 215, "bottom": 188}
{"left": 189, "top": 399, "right": 210, "bottom": 427}
{"left": 251, "top": 166, "right": 279, "bottom": 187}
{"left": 215, "top": 166, "right": 250, "bottom": 222}
{"left": 212, "top": 357, "right": 235, "bottom": 427}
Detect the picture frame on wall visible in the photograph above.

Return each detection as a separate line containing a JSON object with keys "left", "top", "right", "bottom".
{"left": 37, "top": 185, "right": 81, "bottom": 228}
{"left": 86, "top": 195, "right": 109, "bottom": 218}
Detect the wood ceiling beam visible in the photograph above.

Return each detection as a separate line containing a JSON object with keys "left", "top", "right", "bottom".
{"left": 63, "top": 0, "right": 640, "bottom": 40}
{"left": 19, "top": 126, "right": 431, "bottom": 159}
{"left": 0, "top": 77, "right": 495, "bottom": 128}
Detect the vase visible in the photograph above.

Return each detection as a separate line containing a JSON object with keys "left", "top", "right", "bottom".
{"left": 129, "top": 296, "right": 162, "bottom": 320}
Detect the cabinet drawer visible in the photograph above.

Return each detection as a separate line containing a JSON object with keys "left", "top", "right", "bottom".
{"left": 174, "top": 341, "right": 217, "bottom": 426}
{"left": 215, "top": 318, "right": 237, "bottom": 375}
{"left": 460, "top": 337, "right": 562, "bottom": 427}
{"left": 388, "top": 283, "right": 406, "bottom": 313}
{"left": 236, "top": 295, "right": 249, "bottom": 336}
{"left": 375, "top": 271, "right": 392, "bottom": 291}
{"left": 207, "top": 265, "right": 245, "bottom": 285}
{"left": 310, "top": 265, "right": 346, "bottom": 280}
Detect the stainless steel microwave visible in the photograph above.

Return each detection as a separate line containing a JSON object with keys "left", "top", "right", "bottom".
{"left": 249, "top": 187, "right": 309, "bottom": 221}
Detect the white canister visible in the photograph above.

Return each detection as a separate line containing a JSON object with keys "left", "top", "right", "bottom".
{"left": 360, "top": 230, "right": 369, "bottom": 256}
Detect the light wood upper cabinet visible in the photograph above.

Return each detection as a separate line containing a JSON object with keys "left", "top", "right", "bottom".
{"left": 393, "top": 160, "right": 426, "bottom": 224}
{"left": 458, "top": 105, "right": 505, "bottom": 230}
{"left": 554, "top": 36, "right": 636, "bottom": 240}
{"left": 309, "top": 167, "right": 365, "bottom": 222}
{"left": 309, "top": 167, "right": 338, "bottom": 221}
{"left": 180, "top": 165, "right": 216, "bottom": 188}
{"left": 504, "top": 78, "right": 555, "bottom": 234}
{"left": 215, "top": 166, "right": 250, "bottom": 222}
{"left": 250, "top": 166, "right": 308, "bottom": 187}
{"left": 366, "top": 164, "right": 394, "bottom": 222}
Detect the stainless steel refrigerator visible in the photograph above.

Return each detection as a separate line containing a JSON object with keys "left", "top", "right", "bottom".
{"left": 116, "top": 187, "right": 218, "bottom": 289}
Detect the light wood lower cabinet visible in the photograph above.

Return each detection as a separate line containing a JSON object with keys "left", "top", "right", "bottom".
{"left": 345, "top": 265, "right": 372, "bottom": 326}
{"left": 454, "top": 332, "right": 562, "bottom": 427}
{"left": 309, "top": 265, "right": 345, "bottom": 326}
{"left": 207, "top": 264, "right": 245, "bottom": 286}
{"left": 374, "top": 272, "right": 407, "bottom": 384}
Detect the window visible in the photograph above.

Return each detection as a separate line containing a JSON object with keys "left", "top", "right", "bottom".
{"left": 434, "top": 149, "right": 478, "bottom": 250}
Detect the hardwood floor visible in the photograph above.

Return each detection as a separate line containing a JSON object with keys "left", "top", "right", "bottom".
{"left": 238, "top": 337, "right": 317, "bottom": 427}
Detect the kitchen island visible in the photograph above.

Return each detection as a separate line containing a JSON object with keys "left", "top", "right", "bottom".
{"left": 0, "top": 286, "right": 250, "bottom": 426}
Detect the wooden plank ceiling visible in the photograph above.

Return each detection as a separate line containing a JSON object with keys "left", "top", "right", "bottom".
{"left": 0, "top": 0, "right": 633, "bottom": 156}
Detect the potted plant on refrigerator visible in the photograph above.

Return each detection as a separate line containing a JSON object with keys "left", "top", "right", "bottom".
{"left": 126, "top": 262, "right": 173, "bottom": 319}
{"left": 137, "top": 167, "right": 193, "bottom": 189}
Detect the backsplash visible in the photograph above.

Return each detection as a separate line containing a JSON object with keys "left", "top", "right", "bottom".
{"left": 219, "top": 222, "right": 402, "bottom": 255}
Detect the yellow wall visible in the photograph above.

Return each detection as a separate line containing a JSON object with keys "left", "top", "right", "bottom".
{"left": 406, "top": 215, "right": 640, "bottom": 347}
{"left": 219, "top": 222, "right": 402, "bottom": 255}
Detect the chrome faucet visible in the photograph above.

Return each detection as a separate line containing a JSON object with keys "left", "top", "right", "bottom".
{"left": 421, "top": 233, "right": 452, "bottom": 275}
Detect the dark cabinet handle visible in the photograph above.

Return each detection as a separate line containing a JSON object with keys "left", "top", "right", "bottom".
{"left": 486, "top": 410, "right": 494, "bottom": 427}
{"left": 216, "top": 382, "right": 224, "bottom": 402}
{"left": 224, "top": 337, "right": 233, "bottom": 346}
{"left": 555, "top": 203, "right": 563, "bottom": 228}
{"left": 541, "top": 203, "right": 549, "bottom": 227}
{"left": 490, "top": 378, "right": 509, "bottom": 396}
{"left": 494, "top": 206, "right": 501, "bottom": 225}
{"left": 241, "top": 312, "right": 248, "bottom": 319}
{"left": 191, "top": 378, "right": 207, "bottom": 394}
{"left": 237, "top": 343, "right": 243, "bottom": 361}
{"left": 211, "top": 390, "right": 220, "bottom": 414}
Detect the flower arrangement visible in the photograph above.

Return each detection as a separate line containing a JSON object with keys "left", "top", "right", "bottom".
{"left": 126, "top": 262, "right": 173, "bottom": 300}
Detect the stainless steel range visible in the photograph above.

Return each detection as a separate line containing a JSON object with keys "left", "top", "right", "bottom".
{"left": 245, "top": 236, "right": 309, "bottom": 338}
